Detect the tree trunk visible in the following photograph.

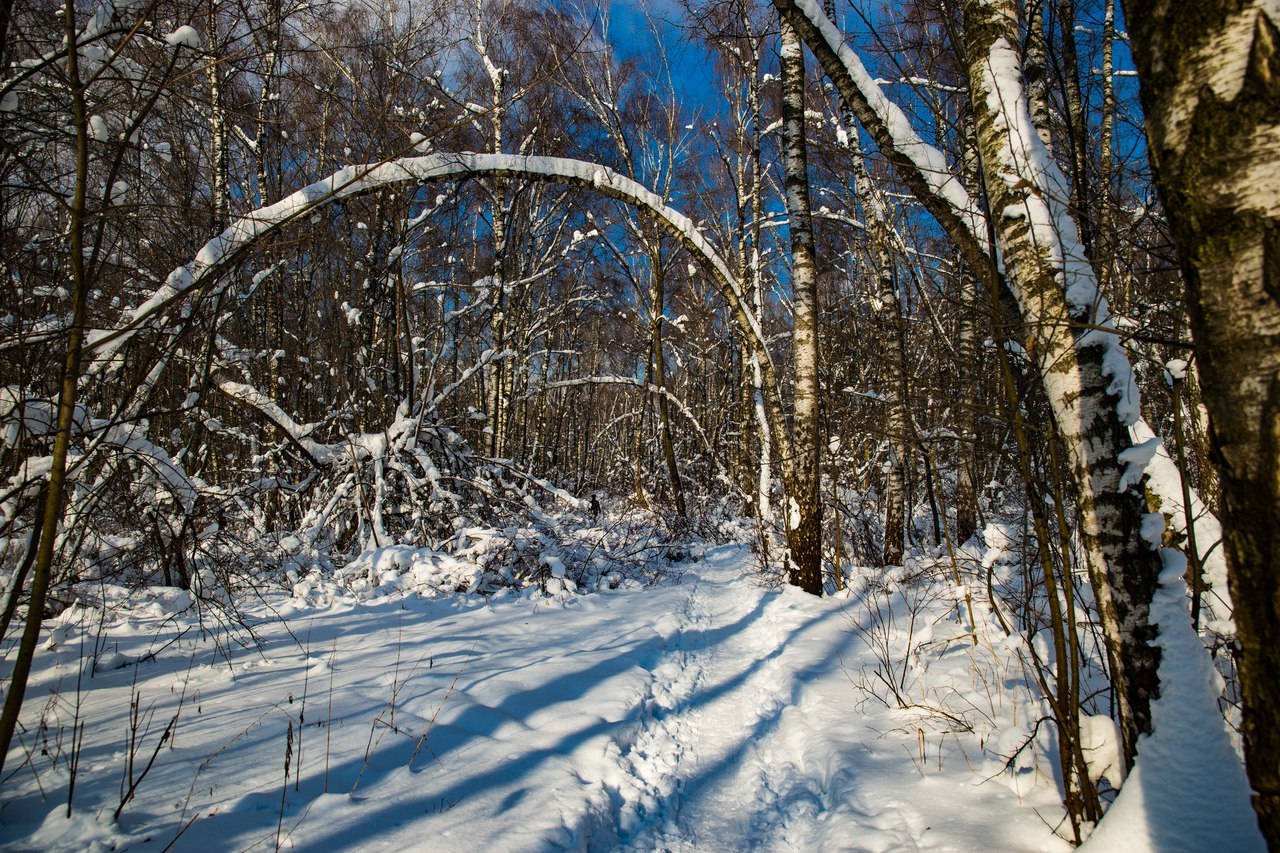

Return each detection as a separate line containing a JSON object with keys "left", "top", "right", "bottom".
{"left": 1056, "top": 0, "right": 1095, "bottom": 262}
{"left": 1098, "top": 0, "right": 1117, "bottom": 304}
{"left": 1024, "top": 0, "right": 1053, "bottom": 148}
{"left": 830, "top": 62, "right": 908, "bottom": 566}
{"left": 964, "top": 0, "right": 1164, "bottom": 765}
{"left": 742, "top": 29, "right": 773, "bottom": 525}
{"left": 0, "top": 0, "right": 92, "bottom": 772}
{"left": 474, "top": 10, "right": 509, "bottom": 458}
{"left": 954, "top": 272, "right": 981, "bottom": 545}
{"left": 207, "top": 1, "right": 228, "bottom": 229}
{"left": 647, "top": 243, "right": 687, "bottom": 519}
{"left": 1122, "top": 0, "right": 1280, "bottom": 840}
{"left": 779, "top": 13, "right": 824, "bottom": 595}
{"left": 254, "top": 0, "right": 282, "bottom": 209}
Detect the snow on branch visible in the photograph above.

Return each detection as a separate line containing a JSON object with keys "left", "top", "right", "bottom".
{"left": 429, "top": 348, "right": 516, "bottom": 411}
{"left": 88, "top": 152, "right": 767, "bottom": 378}
{"left": 213, "top": 378, "right": 333, "bottom": 468}
{"left": 773, "top": 0, "right": 990, "bottom": 268}
{"left": 0, "top": 389, "right": 200, "bottom": 513}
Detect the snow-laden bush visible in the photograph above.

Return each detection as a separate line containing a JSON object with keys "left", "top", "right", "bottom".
{"left": 286, "top": 497, "right": 703, "bottom": 606}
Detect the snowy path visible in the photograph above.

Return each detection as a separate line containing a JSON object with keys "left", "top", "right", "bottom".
{"left": 1, "top": 545, "right": 1067, "bottom": 852}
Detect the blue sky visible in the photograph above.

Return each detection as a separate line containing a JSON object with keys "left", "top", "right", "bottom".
{"left": 606, "top": 0, "right": 719, "bottom": 107}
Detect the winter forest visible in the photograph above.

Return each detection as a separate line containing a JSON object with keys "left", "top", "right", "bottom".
{"left": 2, "top": 0, "right": 1279, "bottom": 847}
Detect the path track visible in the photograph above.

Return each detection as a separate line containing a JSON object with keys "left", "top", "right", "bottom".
{"left": 0, "top": 544, "right": 1069, "bottom": 853}
{"left": 594, "top": 546, "right": 930, "bottom": 851}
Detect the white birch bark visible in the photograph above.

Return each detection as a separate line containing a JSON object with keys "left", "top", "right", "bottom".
{"left": 207, "top": 1, "right": 228, "bottom": 229}
{"left": 779, "top": 14, "right": 824, "bottom": 593}
{"left": 1122, "top": 0, "right": 1280, "bottom": 840}
{"left": 471, "top": 4, "right": 509, "bottom": 458}
{"left": 963, "top": 0, "right": 1164, "bottom": 763}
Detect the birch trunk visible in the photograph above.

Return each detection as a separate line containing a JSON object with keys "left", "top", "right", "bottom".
{"left": 254, "top": 0, "right": 282, "bottom": 208}
{"left": 1024, "top": 0, "right": 1053, "bottom": 148}
{"left": 1122, "top": 0, "right": 1280, "bottom": 839}
{"left": 741, "top": 17, "right": 773, "bottom": 525}
{"left": 207, "top": 1, "right": 228, "bottom": 229}
{"left": 1098, "top": 0, "right": 1116, "bottom": 302}
{"left": 964, "top": 0, "right": 1164, "bottom": 764}
{"left": 780, "top": 14, "right": 824, "bottom": 594}
{"left": 857, "top": 156, "right": 907, "bottom": 567}
{"left": 953, "top": 292, "right": 980, "bottom": 544}
{"left": 474, "top": 7, "right": 508, "bottom": 458}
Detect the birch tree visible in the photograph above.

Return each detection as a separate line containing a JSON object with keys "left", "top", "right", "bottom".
{"left": 778, "top": 13, "right": 823, "bottom": 593}
{"left": 774, "top": 0, "right": 1165, "bottom": 763}
{"left": 1123, "top": 0, "right": 1280, "bottom": 841}
{"left": 960, "top": 0, "right": 1165, "bottom": 761}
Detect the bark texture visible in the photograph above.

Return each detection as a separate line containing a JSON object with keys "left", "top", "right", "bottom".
{"left": 779, "top": 14, "right": 824, "bottom": 595}
{"left": 963, "top": 0, "right": 1164, "bottom": 764}
{"left": 1123, "top": 0, "right": 1280, "bottom": 840}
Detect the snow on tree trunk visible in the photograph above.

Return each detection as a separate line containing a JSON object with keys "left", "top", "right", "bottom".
{"left": 962, "top": 0, "right": 1163, "bottom": 764}
{"left": 779, "top": 14, "right": 823, "bottom": 595}
{"left": 1122, "top": 0, "right": 1280, "bottom": 841}
{"left": 773, "top": 5, "right": 1238, "bottom": 751}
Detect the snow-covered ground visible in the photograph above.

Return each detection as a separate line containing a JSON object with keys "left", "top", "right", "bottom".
{"left": 2, "top": 543, "right": 1072, "bottom": 851}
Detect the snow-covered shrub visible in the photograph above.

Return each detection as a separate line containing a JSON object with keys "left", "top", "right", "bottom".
{"left": 286, "top": 497, "right": 699, "bottom": 604}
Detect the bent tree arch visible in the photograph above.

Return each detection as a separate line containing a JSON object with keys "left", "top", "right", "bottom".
{"left": 90, "top": 152, "right": 798, "bottom": 495}
{"left": 0, "top": 151, "right": 828, "bottom": 774}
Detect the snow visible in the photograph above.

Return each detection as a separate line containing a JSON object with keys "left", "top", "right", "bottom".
{"left": 1080, "top": 714, "right": 1126, "bottom": 788}
{"left": 87, "top": 152, "right": 770, "bottom": 382}
{"left": 164, "top": 25, "right": 201, "bottom": 49}
{"left": 88, "top": 115, "right": 109, "bottom": 141}
{"left": 1080, "top": 549, "right": 1264, "bottom": 851}
{"left": 0, "top": 545, "right": 1070, "bottom": 852}
{"left": 1129, "top": 419, "right": 1235, "bottom": 636}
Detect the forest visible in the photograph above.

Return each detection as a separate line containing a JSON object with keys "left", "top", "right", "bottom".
{"left": 1, "top": 0, "right": 1278, "bottom": 848}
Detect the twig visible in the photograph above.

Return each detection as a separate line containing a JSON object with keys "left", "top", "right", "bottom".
{"left": 409, "top": 641, "right": 478, "bottom": 768}
{"left": 275, "top": 720, "right": 293, "bottom": 852}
